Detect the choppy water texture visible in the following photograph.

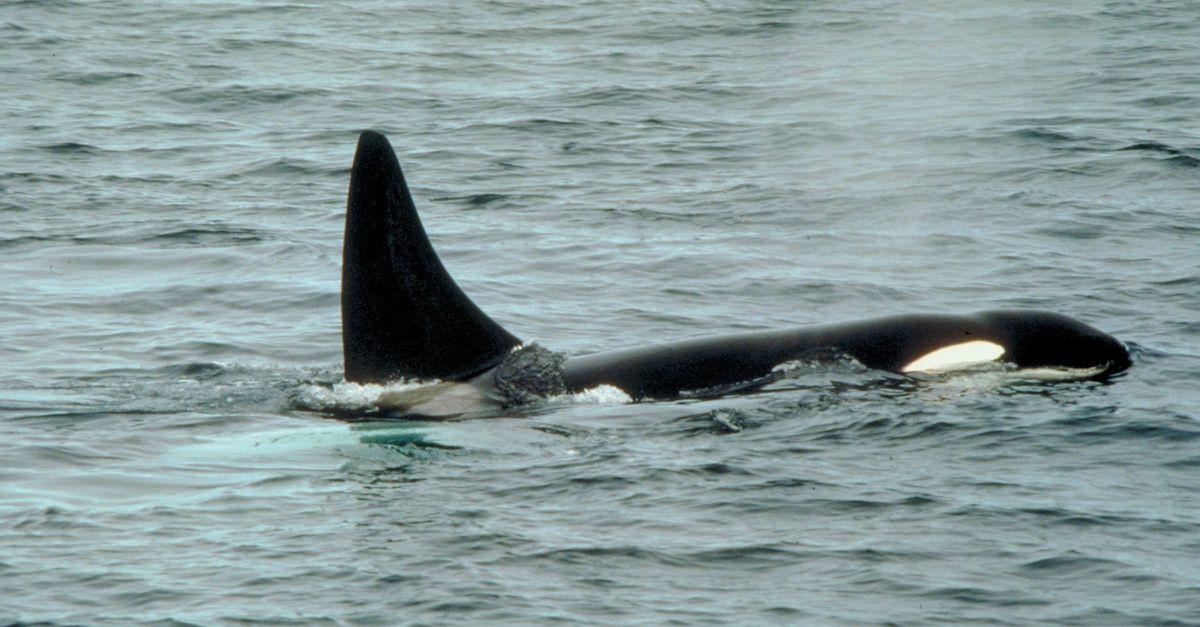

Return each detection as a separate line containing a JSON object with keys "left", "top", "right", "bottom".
{"left": 3, "top": 1, "right": 1199, "bottom": 624}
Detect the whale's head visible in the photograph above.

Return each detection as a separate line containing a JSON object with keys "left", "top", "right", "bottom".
{"left": 979, "top": 310, "right": 1131, "bottom": 377}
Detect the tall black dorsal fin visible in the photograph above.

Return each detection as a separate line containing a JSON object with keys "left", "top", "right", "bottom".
{"left": 341, "top": 130, "right": 520, "bottom": 383}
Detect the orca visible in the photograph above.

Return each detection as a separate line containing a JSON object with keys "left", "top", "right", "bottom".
{"left": 341, "top": 130, "right": 1131, "bottom": 408}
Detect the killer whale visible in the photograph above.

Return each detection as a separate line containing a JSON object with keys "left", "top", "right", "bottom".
{"left": 342, "top": 130, "right": 1131, "bottom": 404}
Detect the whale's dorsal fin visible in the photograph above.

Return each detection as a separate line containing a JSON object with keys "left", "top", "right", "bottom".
{"left": 341, "top": 130, "right": 520, "bottom": 383}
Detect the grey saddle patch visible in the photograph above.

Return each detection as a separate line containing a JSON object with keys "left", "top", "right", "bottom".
{"left": 492, "top": 343, "right": 567, "bottom": 407}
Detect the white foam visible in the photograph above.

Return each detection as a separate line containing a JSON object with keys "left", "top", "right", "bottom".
{"left": 771, "top": 352, "right": 867, "bottom": 377}
{"left": 917, "top": 363, "right": 1112, "bottom": 397}
{"left": 292, "top": 379, "right": 439, "bottom": 412}
{"left": 556, "top": 384, "right": 633, "bottom": 405}
{"left": 1001, "top": 364, "right": 1109, "bottom": 381}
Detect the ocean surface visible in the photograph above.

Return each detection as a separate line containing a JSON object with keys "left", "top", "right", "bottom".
{"left": 2, "top": 0, "right": 1198, "bottom": 624}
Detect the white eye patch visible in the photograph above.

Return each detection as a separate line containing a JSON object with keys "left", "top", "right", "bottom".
{"left": 902, "top": 340, "right": 1006, "bottom": 373}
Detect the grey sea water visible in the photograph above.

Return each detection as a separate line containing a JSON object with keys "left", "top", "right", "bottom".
{"left": 2, "top": 0, "right": 1198, "bottom": 624}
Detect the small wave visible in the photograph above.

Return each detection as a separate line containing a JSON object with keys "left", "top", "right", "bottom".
{"left": 5, "top": 0, "right": 82, "bottom": 7}
{"left": 141, "top": 226, "right": 264, "bottom": 247}
{"left": 453, "top": 118, "right": 583, "bottom": 135}
{"left": 0, "top": 226, "right": 260, "bottom": 250}
{"left": 756, "top": 477, "right": 834, "bottom": 490}
{"left": 465, "top": 193, "right": 507, "bottom": 207}
{"left": 166, "top": 84, "right": 331, "bottom": 111}
{"left": 0, "top": 234, "right": 54, "bottom": 250}
{"left": 849, "top": 416, "right": 958, "bottom": 442}
{"left": 1031, "top": 220, "right": 1106, "bottom": 240}
{"left": 802, "top": 496, "right": 930, "bottom": 514}
{"left": 38, "top": 142, "right": 100, "bottom": 155}
{"left": 1164, "top": 154, "right": 1199, "bottom": 168}
{"left": 685, "top": 544, "right": 803, "bottom": 567}
{"left": 201, "top": 2, "right": 315, "bottom": 19}
{"left": 231, "top": 157, "right": 327, "bottom": 179}
{"left": 355, "top": 429, "right": 463, "bottom": 450}
{"left": 1007, "top": 128, "right": 1080, "bottom": 144}
{"left": 671, "top": 409, "right": 759, "bottom": 436}
{"left": 1118, "top": 141, "right": 1199, "bottom": 167}
{"left": 568, "top": 85, "right": 672, "bottom": 107}
{"left": 1120, "top": 140, "right": 1184, "bottom": 155}
{"left": 1030, "top": 509, "right": 1139, "bottom": 529}
{"left": 0, "top": 171, "right": 68, "bottom": 184}
{"left": 430, "top": 192, "right": 510, "bottom": 208}
{"left": 1074, "top": 421, "right": 1200, "bottom": 443}
{"left": 920, "top": 586, "right": 1040, "bottom": 606}
{"left": 9, "top": 505, "right": 104, "bottom": 532}
{"left": 51, "top": 70, "right": 143, "bottom": 85}
{"left": 637, "top": 18, "right": 795, "bottom": 41}
{"left": 161, "top": 361, "right": 228, "bottom": 380}
{"left": 1132, "top": 95, "right": 1195, "bottom": 108}
{"left": 1020, "top": 552, "right": 1124, "bottom": 576}
{"left": 519, "top": 545, "right": 681, "bottom": 567}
